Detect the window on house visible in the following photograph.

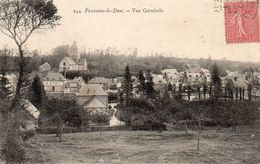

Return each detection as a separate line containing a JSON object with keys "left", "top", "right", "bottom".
{"left": 52, "top": 86, "right": 55, "bottom": 91}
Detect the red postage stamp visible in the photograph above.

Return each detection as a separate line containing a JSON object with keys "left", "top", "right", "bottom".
{"left": 224, "top": 1, "right": 259, "bottom": 43}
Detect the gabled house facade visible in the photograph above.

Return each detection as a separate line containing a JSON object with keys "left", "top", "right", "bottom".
{"left": 59, "top": 42, "right": 88, "bottom": 72}
{"left": 76, "top": 84, "right": 108, "bottom": 114}
{"left": 88, "top": 77, "right": 114, "bottom": 90}
{"left": 59, "top": 57, "right": 88, "bottom": 72}
{"left": 39, "top": 62, "right": 51, "bottom": 72}
{"left": 43, "top": 72, "right": 66, "bottom": 93}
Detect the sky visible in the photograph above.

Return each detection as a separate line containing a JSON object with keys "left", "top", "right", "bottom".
{"left": 1, "top": 0, "right": 260, "bottom": 62}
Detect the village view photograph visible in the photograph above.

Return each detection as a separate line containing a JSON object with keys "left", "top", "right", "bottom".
{"left": 0, "top": 0, "right": 260, "bottom": 163}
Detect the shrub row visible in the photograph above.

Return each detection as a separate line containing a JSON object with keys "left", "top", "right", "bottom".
{"left": 36, "top": 125, "right": 129, "bottom": 134}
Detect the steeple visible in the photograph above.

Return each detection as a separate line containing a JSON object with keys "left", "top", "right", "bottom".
{"left": 69, "top": 41, "right": 80, "bottom": 62}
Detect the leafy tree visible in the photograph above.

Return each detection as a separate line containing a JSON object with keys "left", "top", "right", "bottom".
{"left": 248, "top": 83, "right": 252, "bottom": 101}
{"left": 41, "top": 99, "right": 87, "bottom": 142}
{"left": 203, "top": 84, "right": 207, "bottom": 100}
{"left": 108, "top": 92, "right": 118, "bottom": 103}
{"left": 1, "top": 114, "right": 26, "bottom": 163}
{"left": 127, "top": 98, "right": 159, "bottom": 130}
{"left": 159, "top": 94, "right": 190, "bottom": 133}
{"left": 168, "top": 83, "right": 173, "bottom": 91}
{"left": 0, "top": 49, "right": 13, "bottom": 100}
{"left": 210, "top": 63, "right": 221, "bottom": 99}
{"left": 0, "top": 0, "right": 61, "bottom": 111}
{"left": 29, "top": 75, "right": 46, "bottom": 110}
{"left": 197, "top": 85, "right": 201, "bottom": 100}
{"left": 138, "top": 70, "right": 146, "bottom": 95}
{"left": 187, "top": 85, "right": 191, "bottom": 101}
{"left": 189, "top": 101, "right": 210, "bottom": 150}
{"left": 145, "top": 69, "right": 155, "bottom": 99}
{"left": 123, "top": 65, "right": 133, "bottom": 105}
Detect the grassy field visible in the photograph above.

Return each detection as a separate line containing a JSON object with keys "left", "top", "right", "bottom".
{"left": 24, "top": 124, "right": 260, "bottom": 164}
{"left": 1, "top": 109, "right": 259, "bottom": 163}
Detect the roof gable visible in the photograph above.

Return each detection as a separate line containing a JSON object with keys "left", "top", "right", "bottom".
{"left": 43, "top": 72, "right": 65, "bottom": 81}
{"left": 83, "top": 98, "right": 106, "bottom": 108}
{"left": 78, "top": 58, "right": 87, "bottom": 65}
{"left": 20, "top": 99, "right": 40, "bottom": 119}
{"left": 88, "top": 77, "right": 113, "bottom": 84}
{"left": 63, "top": 57, "right": 77, "bottom": 65}
{"left": 77, "top": 84, "right": 108, "bottom": 96}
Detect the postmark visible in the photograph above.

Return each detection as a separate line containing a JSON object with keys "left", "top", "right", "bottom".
{"left": 224, "top": 1, "right": 260, "bottom": 43}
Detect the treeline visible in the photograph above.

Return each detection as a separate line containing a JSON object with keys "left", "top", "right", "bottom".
{"left": 1, "top": 46, "right": 260, "bottom": 77}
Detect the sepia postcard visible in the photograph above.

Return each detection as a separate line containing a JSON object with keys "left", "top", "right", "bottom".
{"left": 0, "top": 0, "right": 260, "bottom": 163}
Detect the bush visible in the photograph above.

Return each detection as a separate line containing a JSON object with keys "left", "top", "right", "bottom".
{"left": 108, "top": 93, "right": 118, "bottom": 103}
{"left": 89, "top": 113, "right": 110, "bottom": 125}
{"left": 209, "top": 100, "right": 257, "bottom": 126}
{"left": 21, "top": 130, "right": 36, "bottom": 141}
{"left": 1, "top": 118, "right": 26, "bottom": 163}
{"left": 189, "top": 100, "right": 257, "bottom": 126}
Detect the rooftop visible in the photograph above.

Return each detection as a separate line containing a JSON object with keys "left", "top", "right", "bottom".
{"left": 43, "top": 72, "right": 66, "bottom": 81}
{"left": 77, "top": 84, "right": 108, "bottom": 96}
{"left": 88, "top": 77, "right": 113, "bottom": 84}
{"left": 83, "top": 98, "right": 106, "bottom": 108}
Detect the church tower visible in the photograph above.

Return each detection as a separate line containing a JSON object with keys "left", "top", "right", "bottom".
{"left": 69, "top": 41, "right": 80, "bottom": 63}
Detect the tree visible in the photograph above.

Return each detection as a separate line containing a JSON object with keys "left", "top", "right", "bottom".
{"left": 197, "top": 85, "right": 201, "bottom": 100}
{"left": 123, "top": 65, "right": 133, "bottom": 105}
{"left": 187, "top": 85, "right": 191, "bottom": 101}
{"left": 123, "top": 98, "right": 160, "bottom": 131}
{"left": 145, "top": 69, "right": 155, "bottom": 99}
{"left": 248, "top": 83, "right": 252, "bottom": 101}
{"left": 160, "top": 96, "right": 190, "bottom": 133}
{"left": 168, "top": 83, "right": 173, "bottom": 91}
{"left": 203, "top": 84, "right": 207, "bottom": 100}
{"left": 29, "top": 75, "right": 46, "bottom": 110}
{"left": 0, "top": 0, "right": 61, "bottom": 111}
{"left": 0, "top": 48, "right": 13, "bottom": 100}
{"left": 138, "top": 70, "right": 146, "bottom": 95}
{"left": 42, "top": 99, "right": 86, "bottom": 142}
{"left": 190, "top": 101, "right": 210, "bottom": 150}
{"left": 210, "top": 63, "right": 221, "bottom": 99}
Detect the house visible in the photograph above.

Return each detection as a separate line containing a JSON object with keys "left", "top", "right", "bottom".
{"left": 42, "top": 72, "right": 66, "bottom": 99}
{"left": 64, "top": 79, "right": 80, "bottom": 94}
{"left": 162, "top": 69, "right": 179, "bottom": 80}
{"left": 161, "top": 69, "right": 181, "bottom": 88}
{"left": 59, "top": 56, "right": 88, "bottom": 72}
{"left": 82, "top": 98, "right": 107, "bottom": 115}
{"left": 252, "top": 88, "right": 260, "bottom": 101}
{"left": 201, "top": 68, "right": 211, "bottom": 82}
{"left": 43, "top": 72, "right": 66, "bottom": 93}
{"left": 20, "top": 99, "right": 40, "bottom": 119}
{"left": 182, "top": 64, "right": 210, "bottom": 85}
{"left": 76, "top": 84, "right": 108, "bottom": 114}
{"left": 115, "top": 77, "right": 124, "bottom": 88}
{"left": 59, "top": 42, "right": 88, "bottom": 72}
{"left": 225, "top": 77, "right": 249, "bottom": 99}
{"left": 19, "top": 99, "right": 40, "bottom": 130}
{"left": 39, "top": 62, "right": 51, "bottom": 72}
{"left": 88, "top": 77, "right": 115, "bottom": 90}
{"left": 152, "top": 74, "right": 168, "bottom": 91}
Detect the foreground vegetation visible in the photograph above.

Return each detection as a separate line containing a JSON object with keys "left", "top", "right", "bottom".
{"left": 24, "top": 123, "right": 260, "bottom": 163}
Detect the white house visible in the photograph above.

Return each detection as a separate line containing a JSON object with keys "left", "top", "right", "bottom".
{"left": 59, "top": 42, "right": 88, "bottom": 72}
{"left": 59, "top": 57, "right": 88, "bottom": 72}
